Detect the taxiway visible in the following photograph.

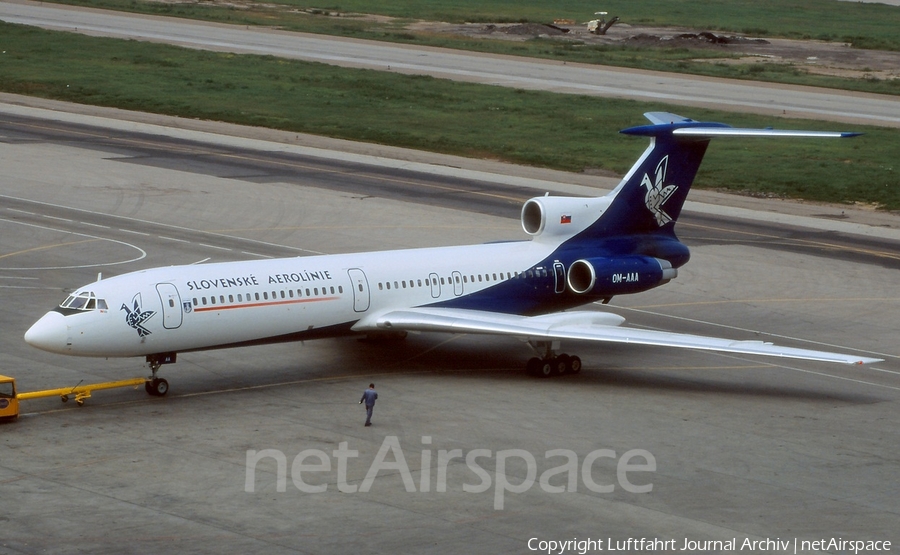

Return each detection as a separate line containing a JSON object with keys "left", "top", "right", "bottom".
{"left": 0, "top": 101, "right": 898, "bottom": 554}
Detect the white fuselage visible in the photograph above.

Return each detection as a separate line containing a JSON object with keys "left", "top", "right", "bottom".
{"left": 26, "top": 238, "right": 561, "bottom": 357}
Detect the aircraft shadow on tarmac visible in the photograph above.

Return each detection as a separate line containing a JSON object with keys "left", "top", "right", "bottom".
{"left": 187, "top": 333, "right": 884, "bottom": 405}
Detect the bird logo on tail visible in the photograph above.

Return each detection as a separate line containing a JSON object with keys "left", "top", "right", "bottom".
{"left": 641, "top": 156, "right": 678, "bottom": 226}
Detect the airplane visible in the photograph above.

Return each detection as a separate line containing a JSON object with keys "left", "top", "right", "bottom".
{"left": 23, "top": 112, "right": 882, "bottom": 396}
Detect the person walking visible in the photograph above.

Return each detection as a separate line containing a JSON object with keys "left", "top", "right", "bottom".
{"left": 359, "top": 383, "right": 378, "bottom": 427}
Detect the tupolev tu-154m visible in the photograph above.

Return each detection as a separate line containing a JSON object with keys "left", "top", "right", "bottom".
{"left": 24, "top": 113, "right": 882, "bottom": 396}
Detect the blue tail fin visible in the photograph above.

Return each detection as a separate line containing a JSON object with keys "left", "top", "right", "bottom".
{"left": 580, "top": 112, "right": 860, "bottom": 239}
{"left": 584, "top": 113, "right": 723, "bottom": 237}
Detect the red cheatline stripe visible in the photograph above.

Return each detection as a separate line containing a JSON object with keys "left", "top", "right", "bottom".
{"left": 193, "top": 297, "right": 339, "bottom": 312}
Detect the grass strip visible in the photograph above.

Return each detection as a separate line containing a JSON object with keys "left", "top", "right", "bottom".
{"left": 1, "top": 22, "right": 897, "bottom": 210}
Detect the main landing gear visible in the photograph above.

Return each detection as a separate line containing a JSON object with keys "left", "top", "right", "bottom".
{"left": 526, "top": 341, "right": 582, "bottom": 378}
{"left": 145, "top": 356, "right": 170, "bottom": 397}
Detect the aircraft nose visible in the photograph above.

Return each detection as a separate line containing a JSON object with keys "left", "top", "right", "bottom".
{"left": 24, "top": 311, "right": 69, "bottom": 353}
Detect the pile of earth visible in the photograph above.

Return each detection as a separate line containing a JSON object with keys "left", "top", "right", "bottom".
{"left": 627, "top": 31, "right": 769, "bottom": 47}
{"left": 482, "top": 23, "right": 569, "bottom": 36}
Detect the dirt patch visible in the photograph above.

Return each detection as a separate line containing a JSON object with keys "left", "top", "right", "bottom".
{"left": 408, "top": 20, "right": 900, "bottom": 81}
{"left": 480, "top": 23, "right": 570, "bottom": 37}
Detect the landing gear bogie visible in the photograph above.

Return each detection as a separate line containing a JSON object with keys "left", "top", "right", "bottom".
{"left": 525, "top": 341, "right": 583, "bottom": 378}
{"left": 526, "top": 352, "right": 582, "bottom": 378}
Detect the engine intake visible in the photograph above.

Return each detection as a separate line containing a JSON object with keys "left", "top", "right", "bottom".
{"left": 567, "top": 256, "right": 676, "bottom": 296}
{"left": 521, "top": 196, "right": 610, "bottom": 241}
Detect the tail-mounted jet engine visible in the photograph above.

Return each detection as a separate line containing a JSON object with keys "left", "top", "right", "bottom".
{"left": 521, "top": 196, "right": 611, "bottom": 241}
{"left": 567, "top": 256, "right": 677, "bottom": 297}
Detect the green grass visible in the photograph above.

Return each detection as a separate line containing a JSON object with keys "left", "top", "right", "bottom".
{"left": 1, "top": 21, "right": 897, "bottom": 210}
{"left": 40, "top": 0, "right": 900, "bottom": 96}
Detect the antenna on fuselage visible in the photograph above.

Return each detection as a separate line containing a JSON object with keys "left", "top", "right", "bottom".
{"left": 97, "top": 272, "right": 102, "bottom": 282}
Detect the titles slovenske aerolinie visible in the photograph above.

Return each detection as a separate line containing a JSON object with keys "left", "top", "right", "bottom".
{"left": 186, "top": 271, "right": 333, "bottom": 291}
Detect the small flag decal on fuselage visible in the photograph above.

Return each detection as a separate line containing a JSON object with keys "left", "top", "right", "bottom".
{"left": 560, "top": 214, "right": 572, "bottom": 224}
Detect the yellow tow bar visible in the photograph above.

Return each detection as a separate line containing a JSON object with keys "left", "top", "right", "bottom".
{"left": 1, "top": 375, "right": 150, "bottom": 421}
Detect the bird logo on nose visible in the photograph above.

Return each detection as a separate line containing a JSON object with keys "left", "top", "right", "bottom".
{"left": 121, "top": 294, "right": 156, "bottom": 338}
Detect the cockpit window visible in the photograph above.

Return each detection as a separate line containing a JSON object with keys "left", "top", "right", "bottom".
{"left": 64, "top": 295, "right": 87, "bottom": 310}
{"left": 59, "top": 292, "right": 108, "bottom": 312}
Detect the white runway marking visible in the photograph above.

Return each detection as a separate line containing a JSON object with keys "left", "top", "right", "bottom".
{"left": 117, "top": 228, "right": 150, "bottom": 236}
{"left": 198, "top": 243, "right": 231, "bottom": 251}
{"left": 0, "top": 217, "right": 147, "bottom": 270}
{"left": 1, "top": 193, "right": 326, "bottom": 255}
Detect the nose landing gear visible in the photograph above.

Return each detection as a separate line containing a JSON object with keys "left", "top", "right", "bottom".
{"left": 145, "top": 353, "right": 175, "bottom": 397}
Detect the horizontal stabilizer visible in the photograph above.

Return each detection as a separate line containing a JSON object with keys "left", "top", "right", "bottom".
{"left": 621, "top": 112, "right": 861, "bottom": 139}
{"left": 673, "top": 128, "right": 862, "bottom": 138}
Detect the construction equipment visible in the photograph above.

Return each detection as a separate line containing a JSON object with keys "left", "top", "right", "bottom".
{"left": 0, "top": 375, "right": 150, "bottom": 422}
{"left": 587, "top": 12, "right": 619, "bottom": 35}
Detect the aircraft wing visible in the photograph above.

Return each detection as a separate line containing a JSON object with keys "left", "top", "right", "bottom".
{"left": 367, "top": 307, "right": 882, "bottom": 365}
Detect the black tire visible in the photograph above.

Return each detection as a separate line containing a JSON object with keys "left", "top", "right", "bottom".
{"left": 526, "top": 357, "right": 543, "bottom": 376}
{"left": 153, "top": 378, "right": 169, "bottom": 397}
{"left": 538, "top": 360, "right": 554, "bottom": 378}
{"left": 569, "top": 356, "right": 582, "bottom": 374}
{"left": 555, "top": 354, "right": 570, "bottom": 375}
{"left": 145, "top": 380, "right": 154, "bottom": 395}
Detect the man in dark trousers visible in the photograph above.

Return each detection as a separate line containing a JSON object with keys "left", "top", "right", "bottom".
{"left": 359, "top": 383, "right": 378, "bottom": 427}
